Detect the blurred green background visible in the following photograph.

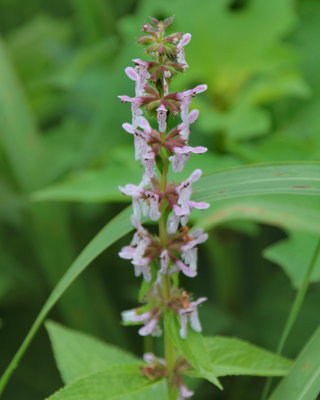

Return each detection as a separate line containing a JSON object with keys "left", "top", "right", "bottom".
{"left": 1, "top": 0, "right": 320, "bottom": 398}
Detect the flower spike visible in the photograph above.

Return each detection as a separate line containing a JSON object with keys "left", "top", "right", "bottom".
{"left": 118, "top": 16, "right": 210, "bottom": 399}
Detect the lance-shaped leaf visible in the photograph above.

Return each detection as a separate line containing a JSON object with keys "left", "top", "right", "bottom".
{"left": 204, "top": 336, "right": 292, "bottom": 377}
{"left": 45, "top": 364, "right": 166, "bottom": 400}
{"left": 166, "top": 313, "right": 291, "bottom": 389}
{"left": 46, "top": 321, "right": 138, "bottom": 384}
{"left": 269, "top": 326, "right": 320, "bottom": 400}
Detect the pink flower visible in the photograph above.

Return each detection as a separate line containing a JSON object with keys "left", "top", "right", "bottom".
{"left": 169, "top": 145, "right": 207, "bottom": 172}
{"left": 125, "top": 61, "right": 150, "bottom": 97}
{"left": 173, "top": 169, "right": 209, "bottom": 216}
{"left": 167, "top": 213, "right": 180, "bottom": 234}
{"left": 178, "top": 109, "right": 199, "bottom": 140}
{"left": 119, "top": 217, "right": 153, "bottom": 281}
{"left": 178, "top": 84, "right": 207, "bottom": 123}
{"left": 133, "top": 59, "right": 150, "bottom": 95}
{"left": 121, "top": 308, "right": 162, "bottom": 336}
{"left": 178, "top": 297, "right": 207, "bottom": 339}
{"left": 159, "top": 228, "right": 209, "bottom": 278}
{"left": 156, "top": 104, "right": 168, "bottom": 132}
{"left": 119, "top": 183, "right": 161, "bottom": 221}
{"left": 122, "top": 119, "right": 156, "bottom": 177}
{"left": 139, "top": 314, "right": 162, "bottom": 336}
{"left": 122, "top": 122, "right": 150, "bottom": 161}
{"left": 174, "top": 259, "right": 197, "bottom": 278}
{"left": 178, "top": 380, "right": 194, "bottom": 399}
{"left": 176, "top": 33, "right": 191, "bottom": 70}
{"left": 180, "top": 229, "right": 208, "bottom": 272}
{"left": 118, "top": 95, "right": 143, "bottom": 128}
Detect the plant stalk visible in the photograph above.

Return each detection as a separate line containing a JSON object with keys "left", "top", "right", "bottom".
{"left": 158, "top": 148, "right": 178, "bottom": 399}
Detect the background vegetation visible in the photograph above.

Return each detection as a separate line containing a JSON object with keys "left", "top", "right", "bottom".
{"left": 0, "top": 0, "right": 319, "bottom": 398}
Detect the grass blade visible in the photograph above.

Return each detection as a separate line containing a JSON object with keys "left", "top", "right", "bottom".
{"left": 0, "top": 206, "right": 132, "bottom": 397}
{"left": 261, "top": 239, "right": 320, "bottom": 399}
{"left": 193, "top": 162, "right": 320, "bottom": 202}
{"left": 196, "top": 196, "right": 320, "bottom": 236}
{"left": 33, "top": 162, "right": 320, "bottom": 203}
{"left": 268, "top": 326, "right": 320, "bottom": 400}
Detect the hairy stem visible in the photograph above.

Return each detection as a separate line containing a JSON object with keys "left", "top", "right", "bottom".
{"left": 158, "top": 146, "right": 177, "bottom": 399}
{"left": 163, "top": 276, "right": 178, "bottom": 400}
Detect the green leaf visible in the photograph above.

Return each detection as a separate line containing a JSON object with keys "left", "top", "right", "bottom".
{"left": 166, "top": 312, "right": 222, "bottom": 389}
{"left": 269, "top": 326, "right": 320, "bottom": 400}
{"left": 195, "top": 195, "right": 320, "bottom": 236}
{"left": 46, "top": 321, "right": 138, "bottom": 384}
{"left": 204, "top": 336, "right": 292, "bottom": 377}
{"left": 2, "top": 162, "right": 320, "bottom": 394}
{"left": 193, "top": 163, "right": 320, "bottom": 203}
{"left": 264, "top": 231, "right": 320, "bottom": 289}
{"left": 0, "top": 206, "right": 133, "bottom": 395}
{"left": 45, "top": 364, "right": 166, "bottom": 400}
{"left": 31, "top": 150, "right": 237, "bottom": 203}
{"left": 167, "top": 311, "right": 291, "bottom": 386}
{"left": 32, "top": 161, "right": 141, "bottom": 203}
{"left": 33, "top": 162, "right": 320, "bottom": 204}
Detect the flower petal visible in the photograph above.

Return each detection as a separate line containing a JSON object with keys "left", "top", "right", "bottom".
{"left": 125, "top": 66, "right": 139, "bottom": 81}
{"left": 175, "top": 259, "right": 197, "bottom": 277}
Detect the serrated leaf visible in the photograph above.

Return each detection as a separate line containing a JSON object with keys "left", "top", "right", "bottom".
{"left": 166, "top": 312, "right": 222, "bottom": 389}
{"left": 166, "top": 312, "right": 291, "bottom": 386}
{"left": 46, "top": 321, "right": 138, "bottom": 384}
{"left": 264, "top": 231, "right": 320, "bottom": 289}
{"left": 45, "top": 364, "right": 166, "bottom": 400}
{"left": 204, "top": 336, "right": 292, "bottom": 377}
{"left": 269, "top": 326, "right": 320, "bottom": 400}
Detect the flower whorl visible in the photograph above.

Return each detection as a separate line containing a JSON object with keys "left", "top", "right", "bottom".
{"left": 118, "top": 17, "right": 209, "bottom": 348}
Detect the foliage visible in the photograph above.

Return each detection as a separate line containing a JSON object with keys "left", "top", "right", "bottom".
{"left": 0, "top": 0, "right": 320, "bottom": 399}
